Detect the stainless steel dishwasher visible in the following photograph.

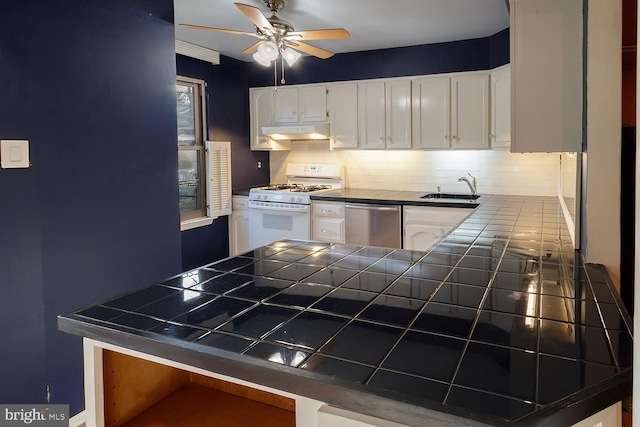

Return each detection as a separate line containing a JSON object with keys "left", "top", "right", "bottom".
{"left": 344, "top": 203, "right": 401, "bottom": 248}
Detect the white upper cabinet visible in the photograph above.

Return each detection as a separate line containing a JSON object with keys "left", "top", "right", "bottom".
{"left": 274, "top": 85, "right": 327, "bottom": 123}
{"left": 412, "top": 76, "right": 450, "bottom": 149}
{"left": 412, "top": 73, "right": 489, "bottom": 150}
{"left": 249, "top": 87, "right": 290, "bottom": 151}
{"left": 358, "top": 80, "right": 411, "bottom": 149}
{"left": 358, "top": 81, "right": 386, "bottom": 149}
{"left": 299, "top": 85, "right": 328, "bottom": 122}
{"left": 328, "top": 82, "right": 358, "bottom": 149}
{"left": 273, "top": 87, "right": 298, "bottom": 122}
{"left": 250, "top": 69, "right": 503, "bottom": 152}
{"left": 490, "top": 64, "right": 511, "bottom": 149}
{"left": 385, "top": 80, "right": 412, "bottom": 149}
{"left": 250, "top": 87, "right": 275, "bottom": 150}
{"left": 450, "top": 74, "right": 490, "bottom": 149}
{"left": 510, "top": 0, "right": 583, "bottom": 152}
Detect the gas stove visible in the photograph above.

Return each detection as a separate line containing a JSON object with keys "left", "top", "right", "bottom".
{"left": 249, "top": 164, "right": 342, "bottom": 205}
{"left": 247, "top": 163, "right": 344, "bottom": 249}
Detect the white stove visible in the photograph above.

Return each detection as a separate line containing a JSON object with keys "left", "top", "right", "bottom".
{"left": 248, "top": 164, "right": 343, "bottom": 248}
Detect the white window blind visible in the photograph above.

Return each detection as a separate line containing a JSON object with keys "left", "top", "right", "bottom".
{"left": 205, "top": 141, "right": 232, "bottom": 218}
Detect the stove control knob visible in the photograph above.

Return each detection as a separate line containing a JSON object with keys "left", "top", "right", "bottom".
{"left": 289, "top": 196, "right": 295, "bottom": 202}
{"left": 296, "top": 197, "right": 303, "bottom": 203}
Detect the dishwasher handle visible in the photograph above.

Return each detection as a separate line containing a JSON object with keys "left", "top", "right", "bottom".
{"left": 345, "top": 203, "right": 399, "bottom": 211}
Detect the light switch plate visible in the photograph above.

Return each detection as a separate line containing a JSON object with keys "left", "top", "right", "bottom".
{"left": 1, "top": 139, "right": 30, "bottom": 168}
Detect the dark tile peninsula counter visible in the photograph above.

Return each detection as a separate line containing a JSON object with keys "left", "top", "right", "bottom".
{"left": 59, "top": 195, "right": 632, "bottom": 427}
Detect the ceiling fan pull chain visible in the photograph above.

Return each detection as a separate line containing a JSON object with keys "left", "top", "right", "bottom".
{"left": 281, "top": 55, "right": 286, "bottom": 84}
{"left": 273, "top": 58, "right": 278, "bottom": 91}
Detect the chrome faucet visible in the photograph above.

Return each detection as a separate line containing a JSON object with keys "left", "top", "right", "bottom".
{"left": 458, "top": 173, "right": 477, "bottom": 195}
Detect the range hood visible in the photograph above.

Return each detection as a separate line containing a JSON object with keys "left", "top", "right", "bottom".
{"left": 262, "top": 123, "right": 330, "bottom": 141}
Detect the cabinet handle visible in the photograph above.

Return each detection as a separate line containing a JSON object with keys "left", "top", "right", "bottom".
{"left": 321, "top": 229, "right": 329, "bottom": 233}
{"left": 321, "top": 209, "right": 328, "bottom": 213}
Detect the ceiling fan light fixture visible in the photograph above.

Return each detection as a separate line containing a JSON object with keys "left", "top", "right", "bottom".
{"left": 257, "top": 40, "right": 279, "bottom": 61}
{"left": 252, "top": 51, "right": 272, "bottom": 66}
{"left": 282, "top": 47, "right": 302, "bottom": 66}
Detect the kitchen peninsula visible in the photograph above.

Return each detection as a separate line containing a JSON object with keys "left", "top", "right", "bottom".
{"left": 58, "top": 195, "right": 632, "bottom": 427}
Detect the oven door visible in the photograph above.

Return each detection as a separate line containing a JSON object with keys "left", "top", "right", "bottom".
{"left": 248, "top": 201, "right": 311, "bottom": 249}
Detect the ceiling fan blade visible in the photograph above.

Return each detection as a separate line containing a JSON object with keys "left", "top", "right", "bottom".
{"left": 288, "top": 41, "right": 335, "bottom": 59}
{"left": 179, "top": 23, "right": 259, "bottom": 38}
{"left": 234, "top": 3, "right": 276, "bottom": 35}
{"left": 242, "top": 41, "right": 264, "bottom": 55}
{"left": 287, "top": 28, "right": 350, "bottom": 41}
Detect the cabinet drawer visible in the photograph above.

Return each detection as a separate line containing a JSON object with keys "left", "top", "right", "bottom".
{"left": 232, "top": 196, "right": 248, "bottom": 210}
{"left": 312, "top": 217, "right": 345, "bottom": 243}
{"left": 313, "top": 202, "right": 345, "bottom": 218}
{"left": 403, "top": 206, "right": 470, "bottom": 226}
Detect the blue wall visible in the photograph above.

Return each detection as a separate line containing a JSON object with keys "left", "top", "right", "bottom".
{"left": 248, "top": 28, "right": 509, "bottom": 87}
{"left": 0, "top": 0, "right": 181, "bottom": 414}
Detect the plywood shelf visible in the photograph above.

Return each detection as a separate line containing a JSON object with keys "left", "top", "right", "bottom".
{"left": 121, "top": 383, "right": 295, "bottom": 427}
{"left": 103, "top": 349, "right": 295, "bottom": 427}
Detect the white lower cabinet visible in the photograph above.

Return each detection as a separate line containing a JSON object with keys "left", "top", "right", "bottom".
{"left": 312, "top": 201, "right": 345, "bottom": 243}
{"left": 229, "top": 196, "right": 249, "bottom": 256}
{"left": 318, "top": 405, "right": 408, "bottom": 427}
{"left": 403, "top": 206, "right": 471, "bottom": 251}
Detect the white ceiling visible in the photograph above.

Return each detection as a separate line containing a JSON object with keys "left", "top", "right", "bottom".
{"left": 174, "top": 0, "right": 510, "bottom": 62}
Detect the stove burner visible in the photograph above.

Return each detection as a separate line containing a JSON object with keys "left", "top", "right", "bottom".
{"left": 262, "top": 184, "right": 301, "bottom": 191}
{"left": 290, "top": 184, "right": 333, "bottom": 193}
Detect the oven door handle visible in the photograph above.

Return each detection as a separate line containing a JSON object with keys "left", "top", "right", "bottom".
{"left": 248, "top": 201, "right": 310, "bottom": 213}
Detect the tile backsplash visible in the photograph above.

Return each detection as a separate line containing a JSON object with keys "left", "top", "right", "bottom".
{"left": 270, "top": 142, "right": 560, "bottom": 196}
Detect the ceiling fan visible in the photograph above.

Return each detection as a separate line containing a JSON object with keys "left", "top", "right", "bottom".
{"left": 180, "top": 0, "right": 350, "bottom": 66}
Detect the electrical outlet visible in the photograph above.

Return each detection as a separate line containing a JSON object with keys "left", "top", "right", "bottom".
{"left": 257, "top": 161, "right": 262, "bottom": 169}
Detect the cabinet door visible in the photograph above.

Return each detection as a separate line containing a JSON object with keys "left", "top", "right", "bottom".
{"left": 230, "top": 197, "right": 249, "bottom": 256}
{"left": 357, "top": 81, "right": 386, "bottom": 149}
{"left": 250, "top": 88, "right": 274, "bottom": 150}
{"left": 299, "top": 85, "right": 327, "bottom": 122}
{"left": 451, "top": 74, "right": 490, "bottom": 149}
{"left": 404, "top": 223, "right": 447, "bottom": 251}
{"left": 328, "top": 83, "right": 358, "bottom": 149}
{"left": 510, "top": 0, "right": 583, "bottom": 153}
{"left": 385, "top": 80, "right": 412, "bottom": 149}
{"left": 491, "top": 65, "right": 511, "bottom": 149}
{"left": 411, "top": 77, "right": 451, "bottom": 149}
{"left": 273, "top": 87, "right": 298, "bottom": 123}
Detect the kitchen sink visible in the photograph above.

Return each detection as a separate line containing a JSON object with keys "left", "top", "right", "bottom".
{"left": 421, "top": 193, "right": 481, "bottom": 200}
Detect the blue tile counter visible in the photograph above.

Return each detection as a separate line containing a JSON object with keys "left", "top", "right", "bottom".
{"left": 58, "top": 195, "right": 632, "bottom": 427}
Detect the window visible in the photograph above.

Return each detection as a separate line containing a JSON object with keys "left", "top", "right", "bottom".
{"left": 176, "top": 76, "right": 232, "bottom": 231}
{"left": 177, "top": 76, "right": 207, "bottom": 222}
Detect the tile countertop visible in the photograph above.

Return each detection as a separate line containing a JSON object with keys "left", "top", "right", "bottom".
{"left": 58, "top": 195, "right": 632, "bottom": 427}
{"left": 310, "top": 187, "right": 482, "bottom": 208}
